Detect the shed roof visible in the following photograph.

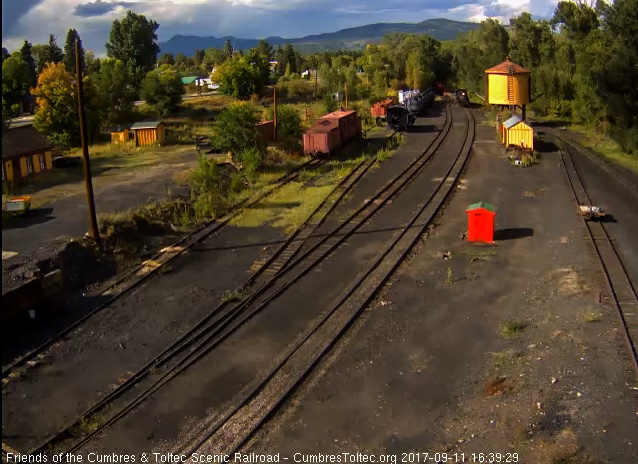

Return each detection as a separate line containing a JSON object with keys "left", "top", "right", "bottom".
{"left": 319, "top": 108, "right": 357, "bottom": 120}
{"left": 503, "top": 115, "right": 523, "bottom": 129}
{"left": 181, "top": 76, "right": 199, "bottom": 85}
{"left": 110, "top": 125, "right": 129, "bottom": 132}
{"left": 485, "top": 58, "right": 530, "bottom": 74}
{"left": 2, "top": 125, "right": 54, "bottom": 160}
{"left": 466, "top": 202, "right": 497, "bottom": 213}
{"left": 130, "top": 121, "right": 163, "bottom": 130}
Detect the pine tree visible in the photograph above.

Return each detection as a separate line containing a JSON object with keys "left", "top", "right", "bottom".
{"left": 223, "top": 39, "right": 234, "bottom": 61}
{"left": 47, "top": 34, "right": 64, "bottom": 64}
{"left": 64, "top": 29, "right": 85, "bottom": 75}
{"left": 20, "top": 41, "right": 37, "bottom": 86}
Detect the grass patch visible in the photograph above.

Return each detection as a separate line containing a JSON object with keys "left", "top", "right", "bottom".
{"left": 444, "top": 267, "right": 455, "bottom": 285}
{"left": 231, "top": 181, "right": 335, "bottom": 233}
{"left": 220, "top": 289, "right": 247, "bottom": 303}
{"left": 571, "top": 126, "right": 638, "bottom": 175}
{"left": 461, "top": 248, "right": 497, "bottom": 262}
{"left": 583, "top": 311, "right": 602, "bottom": 323}
{"left": 499, "top": 320, "right": 527, "bottom": 338}
{"left": 69, "top": 413, "right": 107, "bottom": 437}
{"left": 487, "top": 348, "right": 522, "bottom": 370}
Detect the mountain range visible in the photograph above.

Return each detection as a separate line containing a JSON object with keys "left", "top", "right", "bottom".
{"left": 158, "top": 18, "right": 479, "bottom": 56}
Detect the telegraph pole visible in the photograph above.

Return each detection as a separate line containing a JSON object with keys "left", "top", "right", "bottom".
{"left": 75, "top": 38, "right": 100, "bottom": 244}
{"left": 273, "top": 87, "right": 278, "bottom": 142}
{"left": 314, "top": 68, "right": 318, "bottom": 102}
{"left": 344, "top": 83, "right": 348, "bottom": 109}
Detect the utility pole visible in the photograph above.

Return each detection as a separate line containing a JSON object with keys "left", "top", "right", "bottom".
{"left": 273, "top": 87, "right": 278, "bottom": 142}
{"left": 345, "top": 83, "right": 348, "bottom": 109}
{"left": 314, "top": 68, "right": 318, "bottom": 102}
{"left": 75, "top": 38, "right": 100, "bottom": 244}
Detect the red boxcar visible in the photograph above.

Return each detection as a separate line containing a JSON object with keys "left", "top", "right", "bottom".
{"left": 303, "top": 119, "right": 341, "bottom": 157}
{"left": 371, "top": 98, "right": 395, "bottom": 119}
{"left": 304, "top": 108, "right": 362, "bottom": 157}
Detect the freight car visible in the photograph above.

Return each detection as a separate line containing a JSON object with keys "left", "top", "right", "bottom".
{"left": 371, "top": 98, "right": 396, "bottom": 125}
{"left": 303, "top": 108, "right": 362, "bottom": 157}
{"left": 386, "top": 105, "right": 414, "bottom": 132}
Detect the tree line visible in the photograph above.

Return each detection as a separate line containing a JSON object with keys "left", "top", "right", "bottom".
{"left": 450, "top": 0, "right": 637, "bottom": 154}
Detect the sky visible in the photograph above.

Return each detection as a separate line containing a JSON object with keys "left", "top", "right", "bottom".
{"left": 2, "top": 0, "right": 560, "bottom": 55}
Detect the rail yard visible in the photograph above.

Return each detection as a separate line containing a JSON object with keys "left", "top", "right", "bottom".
{"left": 3, "top": 94, "right": 638, "bottom": 463}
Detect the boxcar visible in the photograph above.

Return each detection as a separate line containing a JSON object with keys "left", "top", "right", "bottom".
{"left": 303, "top": 119, "right": 341, "bottom": 157}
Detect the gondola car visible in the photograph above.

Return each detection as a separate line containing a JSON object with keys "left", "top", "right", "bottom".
{"left": 371, "top": 98, "right": 396, "bottom": 126}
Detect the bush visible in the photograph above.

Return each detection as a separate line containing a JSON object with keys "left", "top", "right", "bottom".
{"left": 140, "top": 65, "right": 183, "bottom": 116}
{"left": 238, "top": 146, "right": 263, "bottom": 178}
{"left": 212, "top": 102, "right": 264, "bottom": 157}
{"left": 266, "top": 104, "right": 304, "bottom": 140}
{"left": 190, "top": 155, "right": 230, "bottom": 219}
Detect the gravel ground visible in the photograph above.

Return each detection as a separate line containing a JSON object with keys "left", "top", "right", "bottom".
{"left": 244, "top": 109, "right": 638, "bottom": 463}
{"left": 0, "top": 128, "right": 405, "bottom": 453}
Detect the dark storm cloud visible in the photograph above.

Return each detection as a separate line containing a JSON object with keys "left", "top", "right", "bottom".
{"left": 73, "top": 0, "right": 138, "bottom": 17}
{"left": 2, "top": 0, "right": 46, "bottom": 38}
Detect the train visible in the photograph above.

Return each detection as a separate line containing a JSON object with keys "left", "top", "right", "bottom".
{"left": 455, "top": 89, "right": 470, "bottom": 107}
{"left": 303, "top": 108, "right": 363, "bottom": 157}
{"left": 371, "top": 98, "right": 396, "bottom": 126}
{"left": 386, "top": 87, "right": 437, "bottom": 132}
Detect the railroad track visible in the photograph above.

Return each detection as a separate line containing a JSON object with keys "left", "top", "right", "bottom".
{"left": 26, "top": 105, "right": 453, "bottom": 456}
{"left": 179, "top": 108, "right": 475, "bottom": 458}
{"left": 2, "top": 157, "right": 325, "bottom": 380}
{"left": 558, "top": 139, "right": 638, "bottom": 383}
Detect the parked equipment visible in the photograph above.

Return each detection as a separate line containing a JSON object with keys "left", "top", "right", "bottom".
{"left": 2, "top": 196, "right": 31, "bottom": 215}
{"left": 578, "top": 205, "right": 606, "bottom": 221}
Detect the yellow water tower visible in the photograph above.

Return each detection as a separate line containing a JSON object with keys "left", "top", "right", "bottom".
{"left": 485, "top": 57, "right": 531, "bottom": 119}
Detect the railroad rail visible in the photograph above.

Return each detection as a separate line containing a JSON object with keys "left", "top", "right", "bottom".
{"left": 180, "top": 108, "right": 475, "bottom": 458}
{"left": 557, "top": 138, "right": 638, "bottom": 382}
{"left": 2, "top": 157, "right": 324, "bottom": 380}
{"left": 27, "top": 105, "right": 453, "bottom": 456}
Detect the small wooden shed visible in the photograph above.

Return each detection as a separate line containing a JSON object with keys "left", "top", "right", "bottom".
{"left": 110, "top": 125, "right": 130, "bottom": 145}
{"left": 130, "top": 121, "right": 166, "bottom": 147}
{"left": 502, "top": 115, "right": 534, "bottom": 151}
{"left": 466, "top": 202, "right": 497, "bottom": 243}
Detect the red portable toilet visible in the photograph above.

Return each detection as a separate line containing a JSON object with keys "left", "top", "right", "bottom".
{"left": 466, "top": 202, "right": 497, "bottom": 243}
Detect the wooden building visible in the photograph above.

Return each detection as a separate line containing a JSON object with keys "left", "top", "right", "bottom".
{"left": 2, "top": 125, "right": 54, "bottom": 187}
{"left": 485, "top": 58, "right": 531, "bottom": 118}
{"left": 130, "top": 121, "right": 166, "bottom": 147}
{"left": 110, "top": 125, "right": 130, "bottom": 144}
{"left": 502, "top": 115, "right": 534, "bottom": 151}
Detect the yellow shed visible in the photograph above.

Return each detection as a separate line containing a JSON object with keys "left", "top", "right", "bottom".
{"left": 110, "top": 126, "right": 130, "bottom": 144}
{"left": 485, "top": 58, "right": 531, "bottom": 107}
{"left": 503, "top": 116, "right": 534, "bottom": 151}
{"left": 130, "top": 121, "right": 166, "bottom": 147}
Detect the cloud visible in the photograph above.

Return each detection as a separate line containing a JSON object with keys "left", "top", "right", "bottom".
{"left": 73, "top": 1, "right": 138, "bottom": 17}
{"left": 2, "top": 0, "right": 46, "bottom": 38}
{"left": 2, "top": 0, "right": 561, "bottom": 55}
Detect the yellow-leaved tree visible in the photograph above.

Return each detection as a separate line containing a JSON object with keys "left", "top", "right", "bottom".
{"left": 33, "top": 62, "right": 101, "bottom": 147}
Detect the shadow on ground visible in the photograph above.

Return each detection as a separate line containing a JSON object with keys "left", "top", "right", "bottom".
{"left": 2, "top": 208, "right": 55, "bottom": 230}
{"left": 495, "top": 227, "right": 534, "bottom": 240}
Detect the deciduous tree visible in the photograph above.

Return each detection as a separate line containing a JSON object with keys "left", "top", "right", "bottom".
{"left": 140, "top": 65, "right": 183, "bottom": 115}
{"left": 106, "top": 11, "right": 160, "bottom": 82}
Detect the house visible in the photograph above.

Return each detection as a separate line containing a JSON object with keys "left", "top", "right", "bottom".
{"left": 2, "top": 125, "right": 54, "bottom": 186}
{"left": 130, "top": 121, "right": 166, "bottom": 147}
{"left": 181, "top": 76, "right": 199, "bottom": 86}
